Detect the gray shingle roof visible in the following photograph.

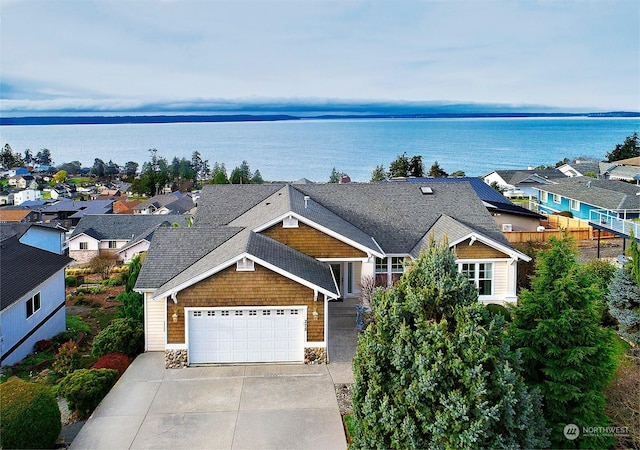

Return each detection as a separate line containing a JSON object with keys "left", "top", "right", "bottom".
{"left": 195, "top": 184, "right": 284, "bottom": 226}
{"left": 135, "top": 226, "right": 244, "bottom": 291}
{"left": 1, "top": 237, "right": 73, "bottom": 311}
{"left": 70, "top": 214, "right": 190, "bottom": 240}
{"left": 536, "top": 178, "right": 640, "bottom": 210}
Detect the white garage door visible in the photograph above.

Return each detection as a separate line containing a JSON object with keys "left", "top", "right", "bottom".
{"left": 188, "top": 307, "right": 305, "bottom": 364}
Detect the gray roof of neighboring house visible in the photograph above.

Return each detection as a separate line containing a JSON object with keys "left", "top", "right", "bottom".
{"left": 133, "top": 193, "right": 195, "bottom": 214}
{"left": 535, "top": 178, "right": 640, "bottom": 210}
{"left": 1, "top": 236, "right": 73, "bottom": 311}
{"left": 568, "top": 162, "right": 600, "bottom": 176}
{"left": 599, "top": 162, "right": 640, "bottom": 181}
{"left": 41, "top": 199, "right": 113, "bottom": 217}
{"left": 489, "top": 169, "right": 566, "bottom": 186}
{"left": 69, "top": 214, "right": 190, "bottom": 240}
{"left": 195, "top": 184, "right": 284, "bottom": 226}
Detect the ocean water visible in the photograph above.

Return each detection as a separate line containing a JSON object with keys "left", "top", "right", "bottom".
{"left": 1, "top": 117, "right": 638, "bottom": 182}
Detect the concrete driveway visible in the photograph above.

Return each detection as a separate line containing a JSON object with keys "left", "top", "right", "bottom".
{"left": 70, "top": 353, "right": 347, "bottom": 449}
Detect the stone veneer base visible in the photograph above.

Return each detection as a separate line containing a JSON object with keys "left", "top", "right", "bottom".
{"left": 304, "top": 347, "right": 328, "bottom": 364}
{"left": 165, "top": 349, "right": 188, "bottom": 369}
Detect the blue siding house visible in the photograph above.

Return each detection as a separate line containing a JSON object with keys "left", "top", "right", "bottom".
{"left": 0, "top": 225, "right": 72, "bottom": 366}
{"left": 535, "top": 178, "right": 640, "bottom": 221}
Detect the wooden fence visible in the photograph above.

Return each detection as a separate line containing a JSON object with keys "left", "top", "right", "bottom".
{"left": 504, "top": 215, "right": 616, "bottom": 244}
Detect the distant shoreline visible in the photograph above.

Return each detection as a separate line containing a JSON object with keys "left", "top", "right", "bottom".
{"left": 1, "top": 111, "right": 639, "bottom": 126}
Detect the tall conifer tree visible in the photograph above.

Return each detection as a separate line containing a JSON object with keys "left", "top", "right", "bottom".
{"left": 510, "top": 235, "right": 616, "bottom": 448}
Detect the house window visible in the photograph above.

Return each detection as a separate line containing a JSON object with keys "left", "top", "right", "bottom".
{"left": 553, "top": 194, "right": 561, "bottom": 203}
{"left": 79, "top": 242, "right": 88, "bottom": 250}
{"left": 460, "top": 263, "right": 493, "bottom": 296}
{"left": 541, "top": 191, "right": 548, "bottom": 202}
{"left": 570, "top": 199, "right": 580, "bottom": 211}
{"left": 26, "top": 292, "right": 41, "bottom": 318}
{"left": 108, "top": 240, "right": 117, "bottom": 249}
{"left": 375, "top": 257, "right": 405, "bottom": 286}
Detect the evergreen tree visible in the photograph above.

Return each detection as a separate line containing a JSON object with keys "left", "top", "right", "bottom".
{"left": 409, "top": 155, "right": 424, "bottom": 177}
{"left": 428, "top": 160, "right": 448, "bottom": 177}
{"left": 230, "top": 160, "right": 252, "bottom": 184}
{"left": 0, "top": 143, "right": 23, "bottom": 168}
{"left": 627, "top": 228, "right": 640, "bottom": 287}
{"left": 211, "top": 162, "right": 229, "bottom": 184}
{"left": 607, "top": 268, "right": 640, "bottom": 345}
{"left": 370, "top": 164, "right": 387, "bottom": 182}
{"left": 388, "top": 152, "right": 410, "bottom": 178}
{"left": 329, "top": 167, "right": 347, "bottom": 183}
{"left": 606, "top": 132, "right": 640, "bottom": 162}
{"left": 250, "top": 169, "right": 264, "bottom": 184}
{"left": 35, "top": 148, "right": 53, "bottom": 166}
{"left": 510, "top": 235, "right": 616, "bottom": 448}
{"left": 352, "top": 239, "right": 549, "bottom": 449}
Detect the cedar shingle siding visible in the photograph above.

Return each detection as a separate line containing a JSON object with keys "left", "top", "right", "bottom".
{"left": 167, "top": 264, "right": 324, "bottom": 344}
{"left": 454, "top": 239, "right": 508, "bottom": 259}
{"left": 262, "top": 222, "right": 366, "bottom": 258}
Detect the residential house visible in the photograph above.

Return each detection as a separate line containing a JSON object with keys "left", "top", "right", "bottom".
{"left": 483, "top": 168, "right": 566, "bottom": 198}
{"left": 48, "top": 183, "right": 77, "bottom": 200}
{"left": 13, "top": 189, "right": 43, "bottom": 206}
{"left": 0, "top": 207, "right": 38, "bottom": 223}
{"left": 67, "top": 214, "right": 190, "bottom": 265}
{"left": 135, "top": 183, "right": 530, "bottom": 367}
{"left": 599, "top": 156, "right": 640, "bottom": 183}
{"left": 132, "top": 192, "right": 195, "bottom": 215}
{"left": 557, "top": 160, "right": 600, "bottom": 178}
{"left": 406, "top": 177, "right": 544, "bottom": 231}
{"left": 8, "top": 174, "right": 37, "bottom": 190}
{"left": 113, "top": 199, "right": 142, "bottom": 214}
{"left": 534, "top": 178, "right": 640, "bottom": 221}
{"left": 40, "top": 198, "right": 114, "bottom": 228}
{"left": 0, "top": 225, "right": 72, "bottom": 366}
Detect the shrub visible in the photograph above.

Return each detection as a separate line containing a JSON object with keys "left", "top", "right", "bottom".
{"left": 67, "top": 314, "right": 91, "bottom": 334}
{"left": 91, "top": 317, "right": 144, "bottom": 358}
{"left": 65, "top": 275, "right": 79, "bottom": 287}
{"left": 53, "top": 340, "right": 80, "bottom": 375}
{"left": 0, "top": 378, "right": 61, "bottom": 449}
{"left": 116, "top": 291, "right": 144, "bottom": 324}
{"left": 485, "top": 302, "right": 511, "bottom": 321}
{"left": 92, "top": 352, "right": 131, "bottom": 379}
{"left": 57, "top": 368, "right": 118, "bottom": 418}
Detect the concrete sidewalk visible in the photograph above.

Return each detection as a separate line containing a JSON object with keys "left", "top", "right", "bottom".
{"left": 70, "top": 354, "right": 347, "bottom": 449}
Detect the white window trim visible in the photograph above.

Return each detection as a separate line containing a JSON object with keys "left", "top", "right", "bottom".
{"left": 541, "top": 191, "right": 548, "bottom": 202}
{"left": 458, "top": 261, "right": 494, "bottom": 297}
{"left": 570, "top": 199, "right": 580, "bottom": 211}
{"left": 79, "top": 242, "right": 88, "bottom": 250}
{"left": 26, "top": 292, "right": 41, "bottom": 319}
{"left": 553, "top": 193, "right": 561, "bottom": 203}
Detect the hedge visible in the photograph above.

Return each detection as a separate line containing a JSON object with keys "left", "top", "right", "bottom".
{"left": 57, "top": 368, "right": 118, "bottom": 418}
{"left": 0, "top": 378, "right": 61, "bottom": 449}
{"left": 91, "top": 317, "right": 144, "bottom": 358}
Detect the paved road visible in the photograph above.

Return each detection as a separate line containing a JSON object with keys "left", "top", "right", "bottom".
{"left": 70, "top": 353, "right": 347, "bottom": 450}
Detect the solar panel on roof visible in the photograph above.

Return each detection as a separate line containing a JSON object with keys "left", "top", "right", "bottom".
{"left": 420, "top": 186, "right": 433, "bottom": 195}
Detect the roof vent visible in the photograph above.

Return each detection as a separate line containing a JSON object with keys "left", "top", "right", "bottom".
{"left": 304, "top": 196, "right": 310, "bottom": 208}
{"left": 420, "top": 186, "right": 433, "bottom": 195}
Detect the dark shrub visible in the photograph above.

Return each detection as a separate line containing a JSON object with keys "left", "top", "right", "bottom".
{"left": 0, "top": 378, "right": 61, "bottom": 449}
{"left": 57, "top": 368, "right": 118, "bottom": 418}
{"left": 92, "top": 352, "right": 131, "bottom": 379}
{"left": 65, "top": 275, "right": 78, "bottom": 287}
{"left": 91, "top": 317, "right": 144, "bottom": 358}
{"left": 34, "top": 339, "right": 53, "bottom": 352}
{"left": 116, "top": 291, "right": 144, "bottom": 324}
{"left": 485, "top": 303, "right": 512, "bottom": 322}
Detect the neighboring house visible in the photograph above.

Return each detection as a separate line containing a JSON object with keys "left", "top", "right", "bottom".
{"left": 8, "top": 175, "right": 38, "bottom": 190}
{"left": 132, "top": 192, "right": 196, "bottom": 215}
{"left": 135, "top": 183, "right": 530, "bottom": 367}
{"left": 599, "top": 157, "right": 640, "bottom": 183}
{"left": 483, "top": 169, "right": 566, "bottom": 198}
{"left": 49, "top": 183, "right": 77, "bottom": 200}
{"left": 112, "top": 199, "right": 142, "bottom": 214}
{"left": 5, "top": 167, "right": 29, "bottom": 178}
{"left": 406, "top": 177, "right": 544, "bottom": 232}
{"left": 535, "top": 178, "right": 640, "bottom": 220}
{"left": 557, "top": 160, "right": 600, "bottom": 178}
{"left": 40, "top": 198, "right": 114, "bottom": 228}
{"left": 67, "top": 214, "right": 190, "bottom": 265}
{"left": 0, "top": 207, "right": 38, "bottom": 223}
{"left": 0, "top": 226, "right": 72, "bottom": 366}
{"left": 13, "top": 189, "right": 43, "bottom": 206}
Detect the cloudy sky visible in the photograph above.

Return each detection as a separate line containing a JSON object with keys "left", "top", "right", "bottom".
{"left": 1, "top": 0, "right": 639, "bottom": 114}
